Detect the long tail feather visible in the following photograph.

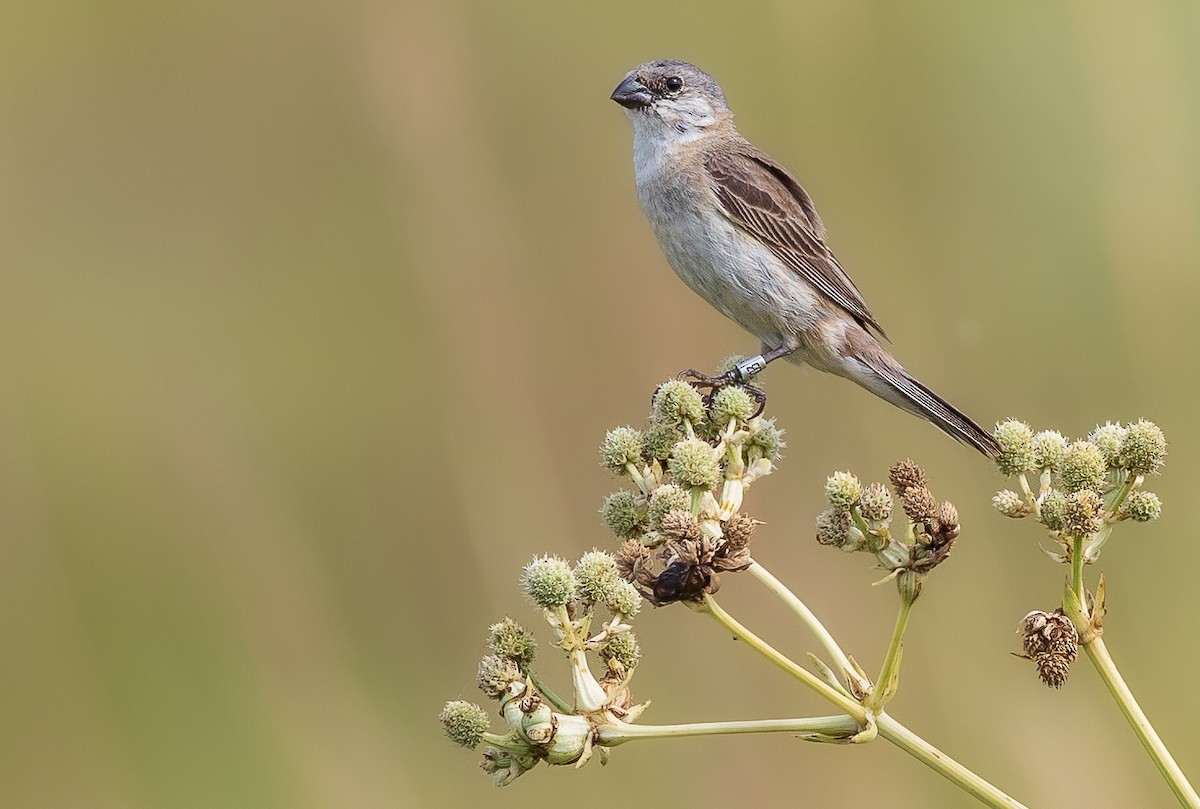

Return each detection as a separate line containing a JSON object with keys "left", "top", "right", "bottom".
{"left": 866, "top": 362, "right": 998, "bottom": 457}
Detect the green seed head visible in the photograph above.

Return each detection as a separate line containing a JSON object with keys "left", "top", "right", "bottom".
{"left": 1031, "top": 430, "right": 1069, "bottom": 471}
{"left": 994, "top": 420, "right": 1036, "bottom": 476}
{"left": 1087, "top": 422, "right": 1127, "bottom": 468}
{"left": 521, "top": 555, "right": 577, "bottom": 609}
{"left": 668, "top": 437, "right": 722, "bottom": 489}
{"left": 652, "top": 380, "right": 707, "bottom": 428}
{"left": 992, "top": 489, "right": 1031, "bottom": 518}
{"left": 1060, "top": 441, "right": 1107, "bottom": 494}
{"left": 600, "top": 631, "right": 642, "bottom": 672}
{"left": 710, "top": 386, "right": 756, "bottom": 424}
{"left": 747, "top": 419, "right": 785, "bottom": 461}
{"left": 600, "top": 426, "right": 645, "bottom": 473}
{"left": 574, "top": 550, "right": 621, "bottom": 604}
{"left": 1118, "top": 419, "right": 1167, "bottom": 475}
{"left": 825, "top": 471, "right": 863, "bottom": 511}
{"left": 605, "top": 579, "right": 643, "bottom": 617}
{"left": 600, "top": 489, "right": 644, "bottom": 538}
{"left": 645, "top": 422, "right": 685, "bottom": 461}
{"left": 477, "top": 654, "right": 522, "bottom": 698}
{"left": 440, "top": 700, "right": 491, "bottom": 749}
{"left": 486, "top": 618, "right": 537, "bottom": 668}
{"left": 647, "top": 484, "right": 690, "bottom": 529}
{"left": 1123, "top": 490, "right": 1162, "bottom": 522}
{"left": 1039, "top": 490, "right": 1067, "bottom": 531}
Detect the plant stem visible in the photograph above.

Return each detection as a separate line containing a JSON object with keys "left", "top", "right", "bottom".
{"left": 1082, "top": 637, "right": 1200, "bottom": 808}
{"left": 598, "top": 714, "right": 859, "bottom": 745}
{"left": 875, "top": 713, "right": 1028, "bottom": 809}
{"left": 868, "top": 598, "right": 913, "bottom": 711}
{"left": 703, "top": 596, "right": 1028, "bottom": 809}
{"left": 746, "top": 560, "right": 862, "bottom": 689}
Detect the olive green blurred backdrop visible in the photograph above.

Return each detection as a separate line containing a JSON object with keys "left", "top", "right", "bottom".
{"left": 2, "top": 1, "right": 1198, "bottom": 807}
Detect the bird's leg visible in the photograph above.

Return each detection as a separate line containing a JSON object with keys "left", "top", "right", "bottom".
{"left": 677, "top": 345, "right": 794, "bottom": 419}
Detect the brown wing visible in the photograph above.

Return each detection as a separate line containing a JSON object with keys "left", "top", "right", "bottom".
{"left": 705, "top": 143, "right": 886, "bottom": 337}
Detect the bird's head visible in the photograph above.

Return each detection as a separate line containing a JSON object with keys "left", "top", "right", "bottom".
{"left": 611, "top": 60, "right": 731, "bottom": 138}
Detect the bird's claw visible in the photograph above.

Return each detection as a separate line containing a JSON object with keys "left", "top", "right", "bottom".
{"left": 676, "top": 367, "right": 768, "bottom": 419}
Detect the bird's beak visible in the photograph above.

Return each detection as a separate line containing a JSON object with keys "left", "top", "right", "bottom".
{"left": 611, "top": 75, "right": 652, "bottom": 109}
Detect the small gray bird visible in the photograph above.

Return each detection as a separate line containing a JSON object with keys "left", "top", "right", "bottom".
{"left": 612, "top": 59, "right": 998, "bottom": 456}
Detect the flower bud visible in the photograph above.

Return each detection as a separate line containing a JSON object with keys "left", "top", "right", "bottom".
{"left": 1088, "top": 422, "right": 1127, "bottom": 467}
{"left": 710, "top": 386, "right": 756, "bottom": 424}
{"left": 1062, "top": 489, "right": 1104, "bottom": 537}
{"left": 600, "top": 490, "right": 644, "bottom": 538}
{"left": 522, "top": 555, "right": 577, "bottom": 609}
{"left": 1118, "top": 419, "right": 1167, "bottom": 475}
{"left": 1122, "top": 490, "right": 1162, "bottom": 522}
{"left": 1031, "top": 430, "right": 1069, "bottom": 471}
{"left": 647, "top": 484, "right": 690, "bottom": 529}
{"left": 652, "top": 379, "right": 706, "bottom": 427}
{"left": 994, "top": 420, "right": 1036, "bottom": 476}
{"left": 440, "top": 700, "right": 491, "bottom": 749}
{"left": 668, "top": 437, "right": 722, "bottom": 489}
{"left": 824, "top": 471, "right": 863, "bottom": 511}
{"left": 859, "top": 482, "right": 894, "bottom": 522}
{"left": 600, "top": 426, "right": 645, "bottom": 473}
{"left": 1060, "top": 441, "right": 1106, "bottom": 494}
{"left": 992, "top": 489, "right": 1031, "bottom": 518}
{"left": 487, "top": 618, "right": 537, "bottom": 668}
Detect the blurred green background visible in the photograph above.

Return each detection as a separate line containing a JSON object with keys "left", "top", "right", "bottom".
{"left": 2, "top": 1, "right": 1198, "bottom": 806}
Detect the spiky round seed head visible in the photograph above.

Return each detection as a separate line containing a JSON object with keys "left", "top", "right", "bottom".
{"left": 994, "top": 420, "right": 1037, "bottom": 476}
{"left": 722, "top": 511, "right": 757, "bottom": 548}
{"left": 889, "top": 459, "right": 926, "bottom": 492}
{"left": 647, "top": 484, "right": 690, "bottom": 529}
{"left": 1088, "top": 422, "right": 1127, "bottom": 467}
{"left": 825, "top": 471, "right": 863, "bottom": 511}
{"left": 747, "top": 419, "right": 785, "bottom": 461}
{"left": 1032, "top": 430, "right": 1069, "bottom": 471}
{"left": 816, "top": 509, "right": 851, "bottom": 547}
{"left": 901, "top": 486, "right": 938, "bottom": 524}
{"left": 1039, "top": 490, "right": 1067, "bottom": 531}
{"left": 660, "top": 508, "right": 701, "bottom": 541}
{"left": 600, "top": 631, "right": 642, "bottom": 672}
{"left": 477, "top": 654, "right": 522, "bottom": 697}
{"left": 859, "top": 482, "right": 894, "bottom": 522}
{"left": 521, "top": 555, "right": 577, "bottom": 609}
{"left": 992, "top": 489, "right": 1031, "bottom": 518}
{"left": 1123, "top": 490, "right": 1162, "bottom": 522}
{"left": 606, "top": 579, "right": 643, "bottom": 617}
{"left": 1019, "top": 610, "right": 1078, "bottom": 689}
{"left": 601, "top": 426, "right": 645, "bottom": 473}
{"left": 1119, "top": 419, "right": 1167, "bottom": 475}
{"left": 440, "top": 701, "right": 491, "bottom": 748}
{"left": 1060, "top": 441, "right": 1107, "bottom": 494}
{"left": 615, "top": 539, "right": 650, "bottom": 582}
{"left": 601, "top": 490, "right": 644, "bottom": 538}
{"left": 710, "top": 386, "right": 756, "bottom": 424}
{"left": 575, "top": 550, "right": 621, "bottom": 603}
{"left": 1062, "top": 489, "right": 1104, "bottom": 537}
{"left": 652, "top": 379, "right": 707, "bottom": 427}
{"left": 644, "top": 422, "right": 685, "bottom": 461}
{"left": 668, "top": 437, "right": 722, "bottom": 489}
{"left": 487, "top": 618, "right": 537, "bottom": 668}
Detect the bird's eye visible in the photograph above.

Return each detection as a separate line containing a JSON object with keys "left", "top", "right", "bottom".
{"left": 665, "top": 76, "right": 683, "bottom": 92}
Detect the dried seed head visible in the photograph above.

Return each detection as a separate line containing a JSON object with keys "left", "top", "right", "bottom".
{"left": 1119, "top": 419, "right": 1167, "bottom": 475}
{"left": 1062, "top": 489, "right": 1104, "bottom": 537}
{"left": 937, "top": 501, "right": 960, "bottom": 540}
{"left": 889, "top": 459, "right": 927, "bottom": 492}
{"left": 477, "top": 655, "right": 522, "bottom": 698}
{"left": 660, "top": 508, "right": 701, "bottom": 542}
{"left": 1019, "top": 610, "right": 1078, "bottom": 689}
{"left": 992, "top": 489, "right": 1031, "bottom": 518}
{"left": 901, "top": 486, "right": 938, "bottom": 524}
{"left": 722, "top": 511, "right": 757, "bottom": 549}
{"left": 615, "top": 540, "right": 655, "bottom": 588}
{"left": 815, "top": 508, "right": 851, "bottom": 547}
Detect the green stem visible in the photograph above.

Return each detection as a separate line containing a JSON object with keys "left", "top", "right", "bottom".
{"left": 528, "top": 671, "right": 572, "bottom": 714}
{"left": 868, "top": 598, "right": 913, "bottom": 711}
{"left": 1083, "top": 637, "right": 1200, "bottom": 808}
{"left": 876, "top": 713, "right": 1029, "bottom": 809}
{"left": 707, "top": 596, "right": 1027, "bottom": 808}
{"left": 598, "top": 714, "right": 859, "bottom": 746}
{"left": 746, "top": 560, "right": 861, "bottom": 689}
{"left": 701, "top": 595, "right": 867, "bottom": 721}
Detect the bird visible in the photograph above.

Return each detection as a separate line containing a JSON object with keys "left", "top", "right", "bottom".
{"left": 611, "top": 59, "right": 998, "bottom": 456}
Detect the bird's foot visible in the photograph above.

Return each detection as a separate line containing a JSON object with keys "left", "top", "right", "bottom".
{"left": 677, "top": 358, "right": 768, "bottom": 419}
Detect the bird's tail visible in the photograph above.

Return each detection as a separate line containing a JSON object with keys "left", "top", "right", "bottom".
{"left": 859, "top": 358, "right": 998, "bottom": 457}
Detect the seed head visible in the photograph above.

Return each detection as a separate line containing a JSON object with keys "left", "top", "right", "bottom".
{"left": 1062, "top": 489, "right": 1104, "bottom": 537}
{"left": 647, "top": 484, "right": 690, "bottom": 529}
{"left": 710, "top": 386, "right": 756, "bottom": 424}
{"left": 440, "top": 701, "right": 491, "bottom": 749}
{"left": 825, "top": 471, "right": 863, "bottom": 511}
{"left": 1122, "top": 490, "right": 1162, "bottom": 523}
{"left": 1032, "top": 430, "right": 1069, "bottom": 471}
{"left": 859, "top": 482, "right": 894, "bottom": 522}
{"left": 660, "top": 508, "right": 701, "bottom": 542}
{"left": 668, "top": 437, "right": 722, "bottom": 489}
{"left": 600, "top": 631, "right": 642, "bottom": 672}
{"left": 992, "top": 489, "right": 1031, "bottom": 518}
{"left": 652, "top": 379, "right": 707, "bottom": 427}
{"left": 747, "top": 419, "right": 785, "bottom": 461}
{"left": 1039, "top": 489, "right": 1067, "bottom": 531}
{"left": 477, "top": 654, "right": 522, "bottom": 697}
{"left": 1088, "top": 422, "right": 1127, "bottom": 468}
{"left": 1060, "top": 441, "right": 1107, "bottom": 494}
{"left": 521, "top": 555, "right": 577, "bottom": 609}
{"left": 994, "top": 420, "right": 1036, "bottom": 476}
{"left": 815, "top": 508, "right": 851, "bottom": 547}
{"left": 901, "top": 486, "right": 939, "bottom": 524}
{"left": 889, "top": 459, "right": 927, "bottom": 492}
{"left": 601, "top": 489, "right": 644, "bottom": 538}
{"left": 1118, "top": 419, "right": 1167, "bottom": 475}
{"left": 486, "top": 618, "right": 537, "bottom": 668}
{"left": 574, "top": 550, "right": 622, "bottom": 604}
{"left": 601, "top": 426, "right": 645, "bottom": 473}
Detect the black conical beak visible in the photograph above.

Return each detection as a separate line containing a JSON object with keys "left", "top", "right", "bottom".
{"left": 611, "top": 76, "right": 652, "bottom": 109}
